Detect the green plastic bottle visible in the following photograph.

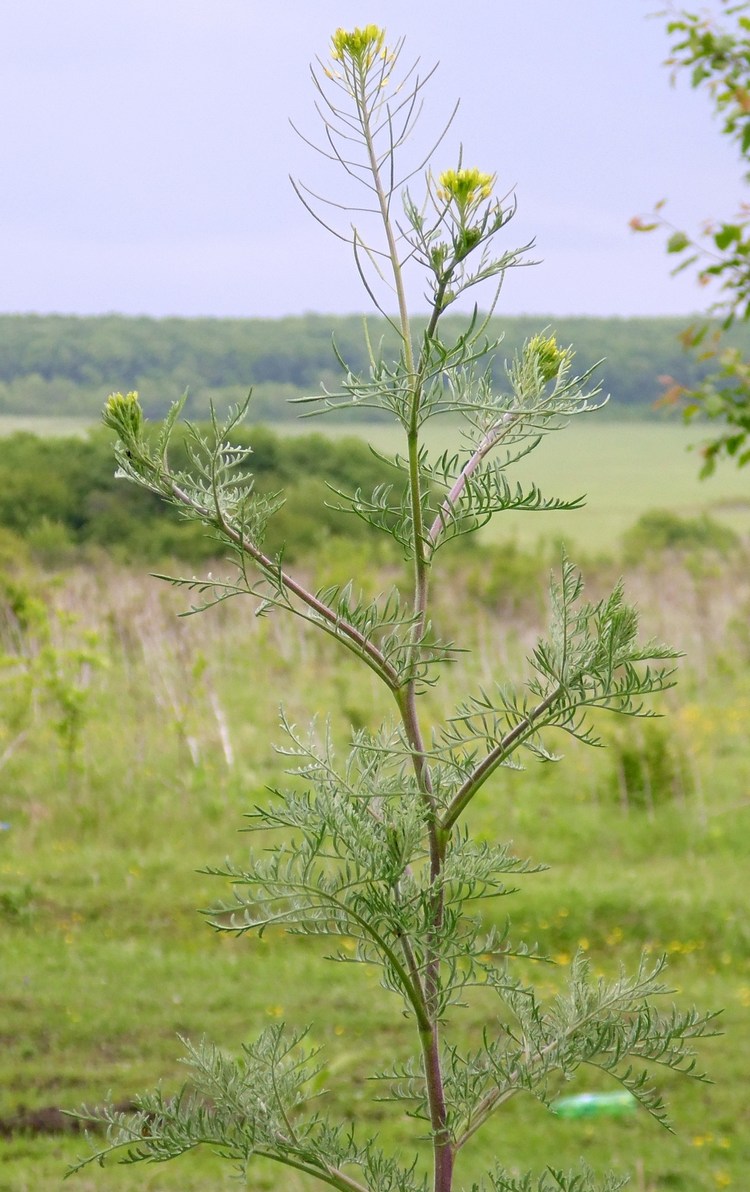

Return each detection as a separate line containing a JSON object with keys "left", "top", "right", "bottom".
{"left": 551, "top": 1091, "right": 637, "bottom": 1119}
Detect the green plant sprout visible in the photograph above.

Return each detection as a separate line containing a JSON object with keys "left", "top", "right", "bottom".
{"left": 72, "top": 26, "right": 716, "bottom": 1192}
{"left": 0, "top": 577, "right": 102, "bottom": 771}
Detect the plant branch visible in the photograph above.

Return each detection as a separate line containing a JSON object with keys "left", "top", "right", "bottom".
{"left": 441, "top": 687, "right": 564, "bottom": 833}
{"left": 426, "top": 423, "right": 505, "bottom": 548}
{"left": 164, "top": 467, "right": 402, "bottom": 694}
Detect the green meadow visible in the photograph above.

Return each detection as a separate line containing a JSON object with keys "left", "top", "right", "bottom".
{"left": 0, "top": 417, "right": 93, "bottom": 439}
{"left": 1, "top": 472, "right": 749, "bottom": 1190}
{"left": 280, "top": 418, "right": 750, "bottom": 548}
{"left": 3, "top": 414, "right": 748, "bottom": 550}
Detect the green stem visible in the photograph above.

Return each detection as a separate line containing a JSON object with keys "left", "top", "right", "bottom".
{"left": 355, "top": 63, "right": 432, "bottom": 636}
{"left": 353, "top": 58, "right": 455, "bottom": 1192}
{"left": 356, "top": 74, "right": 414, "bottom": 376}
{"left": 441, "top": 687, "right": 563, "bottom": 833}
{"left": 228, "top": 876, "right": 433, "bottom": 1034}
{"left": 395, "top": 640, "right": 453, "bottom": 1192}
{"left": 239, "top": 1145, "right": 374, "bottom": 1192}
{"left": 425, "top": 274, "right": 452, "bottom": 341}
{"left": 421, "top": 1024, "right": 455, "bottom": 1191}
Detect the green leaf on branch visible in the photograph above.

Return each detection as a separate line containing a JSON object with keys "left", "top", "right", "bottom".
{"left": 666, "top": 231, "right": 691, "bottom": 253}
{"left": 714, "top": 223, "right": 743, "bottom": 250}
{"left": 482, "top": 1166, "right": 628, "bottom": 1191}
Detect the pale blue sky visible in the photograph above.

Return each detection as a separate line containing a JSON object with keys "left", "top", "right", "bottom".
{"left": 0, "top": 0, "right": 743, "bottom": 319}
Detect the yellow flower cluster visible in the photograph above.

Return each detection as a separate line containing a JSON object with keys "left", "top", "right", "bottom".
{"left": 330, "top": 25, "right": 386, "bottom": 67}
{"left": 104, "top": 390, "right": 144, "bottom": 438}
{"left": 527, "top": 334, "right": 571, "bottom": 384}
{"left": 436, "top": 168, "right": 494, "bottom": 210}
{"left": 691, "top": 1133, "right": 732, "bottom": 1149}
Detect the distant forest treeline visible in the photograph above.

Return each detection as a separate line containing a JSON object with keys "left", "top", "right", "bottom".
{"left": 0, "top": 313, "right": 742, "bottom": 421}
{"left": 0, "top": 424, "right": 407, "bottom": 564}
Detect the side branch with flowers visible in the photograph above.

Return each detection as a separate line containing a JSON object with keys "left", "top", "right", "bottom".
{"left": 71, "top": 26, "right": 716, "bottom": 1192}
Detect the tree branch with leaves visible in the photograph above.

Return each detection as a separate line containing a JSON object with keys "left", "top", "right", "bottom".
{"left": 633, "top": 0, "right": 750, "bottom": 473}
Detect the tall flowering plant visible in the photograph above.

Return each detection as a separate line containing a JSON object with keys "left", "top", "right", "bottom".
{"left": 73, "top": 27, "right": 714, "bottom": 1192}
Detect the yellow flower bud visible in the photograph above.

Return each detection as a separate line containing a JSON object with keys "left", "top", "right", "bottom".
{"left": 103, "top": 391, "right": 144, "bottom": 441}
{"left": 527, "top": 335, "right": 571, "bottom": 384}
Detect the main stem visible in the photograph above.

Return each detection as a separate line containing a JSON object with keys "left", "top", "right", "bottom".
{"left": 354, "top": 66, "right": 453, "bottom": 1192}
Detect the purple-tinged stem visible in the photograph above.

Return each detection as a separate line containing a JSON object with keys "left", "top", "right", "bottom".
{"left": 426, "top": 424, "right": 505, "bottom": 548}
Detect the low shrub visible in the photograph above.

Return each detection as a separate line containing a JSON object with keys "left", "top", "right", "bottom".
{"left": 622, "top": 509, "right": 739, "bottom": 564}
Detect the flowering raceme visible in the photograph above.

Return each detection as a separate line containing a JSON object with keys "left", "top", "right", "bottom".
{"left": 437, "top": 168, "right": 495, "bottom": 215}
{"left": 104, "top": 391, "right": 143, "bottom": 440}
{"left": 330, "top": 25, "right": 386, "bottom": 68}
{"left": 527, "top": 334, "right": 572, "bottom": 384}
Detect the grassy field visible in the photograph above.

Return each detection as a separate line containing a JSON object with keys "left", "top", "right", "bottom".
{"left": 281, "top": 418, "right": 750, "bottom": 550}
{"left": 1, "top": 536, "right": 749, "bottom": 1191}
{"left": 1, "top": 414, "right": 749, "bottom": 552}
{"left": 0, "top": 417, "right": 94, "bottom": 438}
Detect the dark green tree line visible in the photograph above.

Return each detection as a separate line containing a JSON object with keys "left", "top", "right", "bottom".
{"left": 0, "top": 425, "right": 409, "bottom": 564}
{"left": 1, "top": 313, "right": 745, "bottom": 421}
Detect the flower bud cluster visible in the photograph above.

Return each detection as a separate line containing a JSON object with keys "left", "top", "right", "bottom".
{"left": 103, "top": 391, "right": 144, "bottom": 443}
{"left": 330, "top": 25, "right": 387, "bottom": 70}
{"left": 436, "top": 168, "right": 495, "bottom": 216}
{"left": 527, "top": 335, "right": 572, "bottom": 384}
